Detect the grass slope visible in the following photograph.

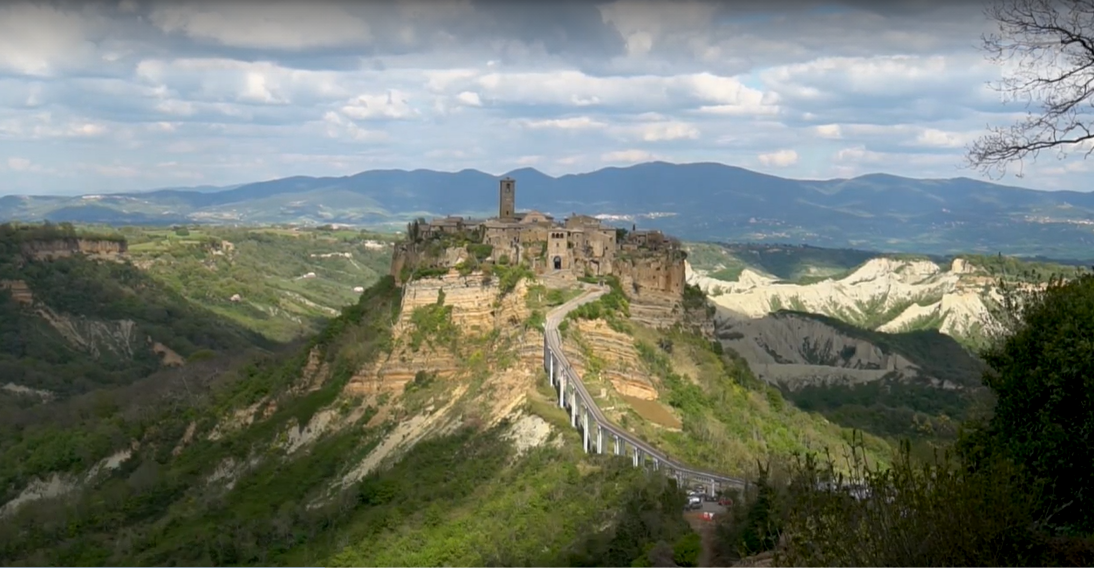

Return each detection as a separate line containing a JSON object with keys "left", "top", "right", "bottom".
{"left": 121, "top": 225, "right": 396, "bottom": 342}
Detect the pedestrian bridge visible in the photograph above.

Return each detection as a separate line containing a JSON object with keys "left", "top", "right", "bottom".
{"left": 542, "top": 285, "right": 748, "bottom": 496}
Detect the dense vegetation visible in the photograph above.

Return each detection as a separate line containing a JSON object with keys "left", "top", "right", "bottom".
{"left": 713, "top": 272, "right": 1094, "bottom": 566}
{"left": 0, "top": 223, "right": 270, "bottom": 401}
{"left": 770, "top": 310, "right": 987, "bottom": 445}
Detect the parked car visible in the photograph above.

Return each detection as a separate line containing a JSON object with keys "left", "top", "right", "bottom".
{"left": 718, "top": 499, "right": 733, "bottom": 506}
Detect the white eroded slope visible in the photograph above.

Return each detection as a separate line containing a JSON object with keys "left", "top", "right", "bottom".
{"left": 687, "top": 257, "right": 997, "bottom": 340}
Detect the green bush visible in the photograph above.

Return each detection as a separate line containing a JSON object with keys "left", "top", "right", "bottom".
{"left": 673, "top": 532, "right": 702, "bottom": 567}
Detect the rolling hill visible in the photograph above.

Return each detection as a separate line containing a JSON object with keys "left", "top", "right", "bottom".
{"left": 5, "top": 162, "right": 1094, "bottom": 259}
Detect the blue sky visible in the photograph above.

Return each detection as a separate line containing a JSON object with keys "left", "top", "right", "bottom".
{"left": 0, "top": 0, "right": 1090, "bottom": 196}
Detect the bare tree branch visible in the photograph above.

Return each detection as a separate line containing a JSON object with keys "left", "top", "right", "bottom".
{"left": 966, "top": 0, "right": 1094, "bottom": 179}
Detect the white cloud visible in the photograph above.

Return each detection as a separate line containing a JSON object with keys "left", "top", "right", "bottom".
{"left": 517, "top": 117, "right": 608, "bottom": 130}
{"left": 835, "top": 145, "right": 884, "bottom": 163}
{"left": 814, "top": 124, "right": 842, "bottom": 139}
{"left": 618, "top": 121, "right": 701, "bottom": 142}
{"left": 340, "top": 91, "right": 419, "bottom": 121}
{"left": 757, "top": 149, "right": 799, "bottom": 167}
{"left": 0, "top": 1, "right": 1087, "bottom": 195}
{"left": 322, "top": 111, "right": 390, "bottom": 142}
{"left": 601, "top": 149, "right": 660, "bottom": 163}
{"left": 455, "top": 91, "right": 482, "bottom": 107}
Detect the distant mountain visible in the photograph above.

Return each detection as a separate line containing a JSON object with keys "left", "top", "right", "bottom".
{"left": 4, "top": 161, "right": 1094, "bottom": 258}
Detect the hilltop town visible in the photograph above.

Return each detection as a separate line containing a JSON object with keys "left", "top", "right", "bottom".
{"left": 390, "top": 177, "right": 689, "bottom": 300}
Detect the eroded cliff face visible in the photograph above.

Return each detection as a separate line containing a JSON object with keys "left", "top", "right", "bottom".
{"left": 612, "top": 251, "right": 692, "bottom": 330}
{"left": 614, "top": 250, "right": 686, "bottom": 298}
{"left": 19, "top": 238, "right": 128, "bottom": 260}
{"left": 245, "top": 271, "right": 555, "bottom": 503}
{"left": 563, "top": 319, "right": 661, "bottom": 401}
{"left": 390, "top": 243, "right": 470, "bottom": 285}
{"left": 2, "top": 278, "right": 183, "bottom": 368}
{"left": 688, "top": 257, "right": 1003, "bottom": 341}
{"left": 0, "top": 280, "right": 33, "bottom": 304}
{"left": 344, "top": 273, "right": 533, "bottom": 397}
{"left": 717, "top": 312, "right": 924, "bottom": 390}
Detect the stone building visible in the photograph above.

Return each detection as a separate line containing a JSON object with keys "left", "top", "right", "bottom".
{"left": 395, "top": 177, "right": 687, "bottom": 295}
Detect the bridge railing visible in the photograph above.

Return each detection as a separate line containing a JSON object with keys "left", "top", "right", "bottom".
{"left": 541, "top": 289, "right": 748, "bottom": 492}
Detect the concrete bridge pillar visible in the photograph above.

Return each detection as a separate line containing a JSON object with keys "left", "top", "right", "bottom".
{"left": 569, "top": 388, "right": 577, "bottom": 427}
{"left": 710, "top": 480, "right": 718, "bottom": 498}
{"left": 581, "top": 408, "right": 589, "bottom": 454}
{"left": 558, "top": 370, "right": 566, "bottom": 408}
{"left": 548, "top": 352, "right": 554, "bottom": 386}
{"left": 633, "top": 446, "right": 641, "bottom": 468}
{"left": 614, "top": 435, "right": 621, "bottom": 456}
{"left": 652, "top": 458, "right": 659, "bottom": 471}
{"left": 596, "top": 424, "right": 603, "bottom": 454}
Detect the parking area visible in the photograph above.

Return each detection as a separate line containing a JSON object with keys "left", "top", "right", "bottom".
{"left": 684, "top": 486, "right": 730, "bottom": 516}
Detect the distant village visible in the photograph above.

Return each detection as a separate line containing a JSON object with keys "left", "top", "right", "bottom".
{"left": 391, "top": 177, "right": 688, "bottom": 297}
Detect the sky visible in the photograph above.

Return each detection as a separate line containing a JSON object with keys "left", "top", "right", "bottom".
{"left": 0, "top": 0, "right": 1090, "bottom": 196}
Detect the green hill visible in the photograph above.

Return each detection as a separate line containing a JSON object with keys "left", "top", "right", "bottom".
{"left": 120, "top": 225, "right": 396, "bottom": 342}
{"left": 0, "top": 223, "right": 272, "bottom": 404}
{"left": 0, "top": 246, "right": 894, "bottom": 566}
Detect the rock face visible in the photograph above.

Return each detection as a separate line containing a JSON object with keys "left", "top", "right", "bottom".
{"left": 0, "top": 280, "right": 33, "bottom": 304}
{"left": 615, "top": 250, "right": 687, "bottom": 298}
{"left": 717, "top": 312, "right": 923, "bottom": 390}
{"left": 688, "top": 257, "right": 1001, "bottom": 341}
{"left": 35, "top": 306, "right": 141, "bottom": 359}
{"left": 344, "top": 272, "right": 532, "bottom": 397}
{"left": 563, "top": 319, "right": 660, "bottom": 400}
{"left": 396, "top": 272, "right": 530, "bottom": 333}
{"left": 19, "top": 238, "right": 127, "bottom": 260}
{"left": 2, "top": 278, "right": 184, "bottom": 367}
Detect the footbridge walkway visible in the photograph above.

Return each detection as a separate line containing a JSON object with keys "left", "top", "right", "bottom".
{"left": 542, "top": 284, "right": 749, "bottom": 496}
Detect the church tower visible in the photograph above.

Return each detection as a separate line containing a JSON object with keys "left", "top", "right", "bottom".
{"left": 499, "top": 177, "right": 516, "bottom": 220}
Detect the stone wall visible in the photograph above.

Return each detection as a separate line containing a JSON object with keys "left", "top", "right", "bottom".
{"left": 613, "top": 249, "right": 687, "bottom": 297}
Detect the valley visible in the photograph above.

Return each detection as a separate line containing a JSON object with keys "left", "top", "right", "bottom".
{"left": 0, "top": 218, "right": 1080, "bottom": 566}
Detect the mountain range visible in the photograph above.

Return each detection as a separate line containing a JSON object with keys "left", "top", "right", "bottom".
{"left": 3, "top": 161, "right": 1094, "bottom": 259}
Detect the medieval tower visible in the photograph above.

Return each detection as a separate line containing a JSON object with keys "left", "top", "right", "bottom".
{"left": 499, "top": 177, "right": 516, "bottom": 220}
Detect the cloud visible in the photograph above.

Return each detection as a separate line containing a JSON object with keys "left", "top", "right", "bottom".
{"left": 813, "top": 124, "right": 842, "bottom": 139}
{"left": 340, "top": 91, "right": 419, "bottom": 120}
{"left": 516, "top": 116, "right": 608, "bottom": 130}
{"left": 148, "top": 3, "right": 374, "bottom": 50}
{"left": 0, "top": 0, "right": 1087, "bottom": 195}
{"left": 601, "top": 149, "right": 660, "bottom": 163}
{"left": 757, "top": 149, "right": 799, "bottom": 167}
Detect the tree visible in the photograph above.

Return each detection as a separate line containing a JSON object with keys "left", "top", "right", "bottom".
{"left": 966, "top": 0, "right": 1094, "bottom": 178}
{"left": 961, "top": 271, "right": 1094, "bottom": 533}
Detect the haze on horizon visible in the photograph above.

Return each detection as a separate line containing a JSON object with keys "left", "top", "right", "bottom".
{"left": 0, "top": 0, "right": 1083, "bottom": 197}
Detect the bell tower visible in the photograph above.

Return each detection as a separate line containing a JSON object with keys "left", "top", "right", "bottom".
{"left": 499, "top": 177, "right": 516, "bottom": 220}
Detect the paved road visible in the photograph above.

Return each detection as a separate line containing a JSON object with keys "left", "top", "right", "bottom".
{"left": 543, "top": 285, "right": 749, "bottom": 491}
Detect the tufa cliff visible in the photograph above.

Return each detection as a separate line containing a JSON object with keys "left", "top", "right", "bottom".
{"left": 18, "top": 237, "right": 127, "bottom": 260}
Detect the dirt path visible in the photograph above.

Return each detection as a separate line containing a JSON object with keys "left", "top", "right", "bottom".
{"left": 684, "top": 511, "right": 717, "bottom": 567}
